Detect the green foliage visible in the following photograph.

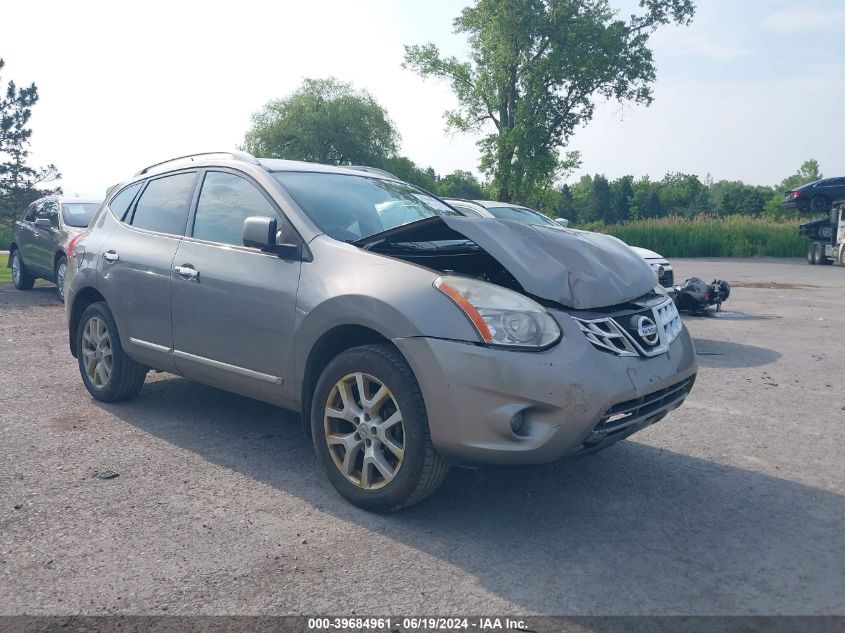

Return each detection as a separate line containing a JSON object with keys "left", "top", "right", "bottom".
{"left": 0, "top": 57, "right": 60, "bottom": 228}
{"left": 763, "top": 159, "right": 823, "bottom": 220}
{"left": 404, "top": 0, "right": 694, "bottom": 202}
{"left": 437, "top": 169, "right": 485, "bottom": 199}
{"left": 380, "top": 156, "right": 439, "bottom": 191}
{"left": 0, "top": 222, "right": 11, "bottom": 249}
{"left": 0, "top": 253, "right": 10, "bottom": 284}
{"left": 586, "top": 215, "right": 805, "bottom": 258}
{"left": 243, "top": 78, "right": 400, "bottom": 166}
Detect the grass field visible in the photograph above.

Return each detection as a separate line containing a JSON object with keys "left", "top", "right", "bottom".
{"left": 582, "top": 215, "right": 805, "bottom": 258}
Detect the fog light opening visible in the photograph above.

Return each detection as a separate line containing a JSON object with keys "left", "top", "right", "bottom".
{"left": 510, "top": 411, "right": 529, "bottom": 437}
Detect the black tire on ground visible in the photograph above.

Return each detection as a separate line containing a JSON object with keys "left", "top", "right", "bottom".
{"left": 76, "top": 301, "right": 146, "bottom": 402}
{"left": 55, "top": 255, "right": 67, "bottom": 302}
{"left": 807, "top": 242, "right": 816, "bottom": 265}
{"left": 839, "top": 246, "right": 845, "bottom": 266}
{"left": 810, "top": 195, "right": 831, "bottom": 213}
{"left": 310, "top": 343, "right": 449, "bottom": 513}
{"left": 812, "top": 242, "right": 823, "bottom": 266}
{"left": 10, "top": 248, "right": 36, "bottom": 290}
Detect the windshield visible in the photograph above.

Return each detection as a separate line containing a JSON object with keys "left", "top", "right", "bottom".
{"left": 485, "top": 205, "right": 557, "bottom": 226}
{"left": 62, "top": 203, "right": 100, "bottom": 227}
{"left": 273, "top": 172, "right": 462, "bottom": 241}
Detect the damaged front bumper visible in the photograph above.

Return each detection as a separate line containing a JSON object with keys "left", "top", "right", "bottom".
{"left": 393, "top": 309, "right": 697, "bottom": 466}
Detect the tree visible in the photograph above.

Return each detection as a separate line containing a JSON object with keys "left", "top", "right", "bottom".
{"left": 437, "top": 169, "right": 485, "bottom": 199}
{"left": 403, "top": 0, "right": 695, "bottom": 202}
{"left": 610, "top": 175, "right": 634, "bottom": 223}
{"left": 0, "top": 58, "right": 60, "bottom": 223}
{"left": 378, "top": 156, "right": 440, "bottom": 192}
{"left": 243, "top": 78, "right": 400, "bottom": 166}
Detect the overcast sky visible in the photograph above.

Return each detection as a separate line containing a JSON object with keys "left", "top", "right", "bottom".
{"left": 2, "top": 0, "right": 844, "bottom": 198}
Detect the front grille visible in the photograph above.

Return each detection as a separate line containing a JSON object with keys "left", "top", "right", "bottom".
{"left": 574, "top": 298, "right": 683, "bottom": 358}
{"left": 574, "top": 317, "right": 639, "bottom": 357}
{"left": 658, "top": 269, "right": 674, "bottom": 288}
{"left": 583, "top": 374, "right": 696, "bottom": 446}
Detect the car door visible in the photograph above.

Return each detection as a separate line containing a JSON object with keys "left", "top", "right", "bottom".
{"left": 170, "top": 169, "right": 301, "bottom": 407}
{"left": 31, "top": 200, "right": 60, "bottom": 275}
{"left": 15, "top": 202, "right": 40, "bottom": 269}
{"left": 97, "top": 172, "right": 198, "bottom": 373}
{"left": 826, "top": 178, "right": 845, "bottom": 203}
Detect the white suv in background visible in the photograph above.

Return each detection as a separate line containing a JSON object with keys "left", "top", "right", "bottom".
{"left": 445, "top": 198, "right": 674, "bottom": 288}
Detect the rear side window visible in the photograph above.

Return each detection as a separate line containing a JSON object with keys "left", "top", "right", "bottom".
{"left": 192, "top": 171, "right": 278, "bottom": 246}
{"left": 109, "top": 182, "right": 143, "bottom": 221}
{"left": 131, "top": 172, "right": 196, "bottom": 235}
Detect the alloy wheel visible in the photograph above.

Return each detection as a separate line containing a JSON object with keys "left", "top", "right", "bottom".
{"left": 323, "top": 372, "right": 405, "bottom": 490}
{"left": 11, "top": 253, "right": 21, "bottom": 285}
{"left": 81, "top": 316, "right": 113, "bottom": 388}
{"left": 56, "top": 261, "right": 67, "bottom": 300}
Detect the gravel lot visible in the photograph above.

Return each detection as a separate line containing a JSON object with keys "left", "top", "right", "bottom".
{"left": 1, "top": 258, "right": 843, "bottom": 616}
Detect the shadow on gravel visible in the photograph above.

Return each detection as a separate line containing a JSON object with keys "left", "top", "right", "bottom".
{"left": 102, "top": 376, "right": 845, "bottom": 614}
{"left": 693, "top": 338, "right": 781, "bottom": 369}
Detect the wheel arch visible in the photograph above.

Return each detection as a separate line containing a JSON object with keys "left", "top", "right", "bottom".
{"left": 68, "top": 287, "right": 107, "bottom": 357}
{"left": 299, "top": 324, "right": 402, "bottom": 439}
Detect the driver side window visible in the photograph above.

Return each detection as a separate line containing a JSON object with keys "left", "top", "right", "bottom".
{"left": 22, "top": 202, "right": 40, "bottom": 222}
{"left": 191, "top": 171, "right": 281, "bottom": 247}
{"left": 37, "top": 201, "right": 59, "bottom": 228}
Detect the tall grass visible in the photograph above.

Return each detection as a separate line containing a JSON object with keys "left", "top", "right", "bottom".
{"left": 580, "top": 215, "right": 806, "bottom": 258}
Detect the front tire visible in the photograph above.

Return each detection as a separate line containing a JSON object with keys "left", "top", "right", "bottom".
{"left": 807, "top": 242, "right": 816, "bottom": 265}
{"left": 311, "top": 344, "right": 449, "bottom": 512}
{"left": 55, "top": 256, "right": 67, "bottom": 302}
{"left": 77, "top": 302, "right": 146, "bottom": 402}
{"left": 10, "top": 249, "right": 35, "bottom": 290}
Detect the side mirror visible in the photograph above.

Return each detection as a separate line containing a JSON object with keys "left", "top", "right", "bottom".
{"left": 242, "top": 216, "right": 276, "bottom": 249}
{"left": 34, "top": 218, "right": 53, "bottom": 230}
{"left": 242, "top": 216, "right": 301, "bottom": 259}
{"left": 554, "top": 218, "right": 570, "bottom": 228}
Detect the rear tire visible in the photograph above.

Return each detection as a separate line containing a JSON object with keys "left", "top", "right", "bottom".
{"left": 77, "top": 302, "right": 146, "bottom": 402}
{"left": 310, "top": 344, "right": 449, "bottom": 512}
{"left": 10, "top": 248, "right": 35, "bottom": 290}
{"left": 55, "top": 256, "right": 67, "bottom": 302}
{"left": 810, "top": 195, "right": 830, "bottom": 213}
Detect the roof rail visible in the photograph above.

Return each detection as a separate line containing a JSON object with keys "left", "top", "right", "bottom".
{"left": 347, "top": 165, "right": 399, "bottom": 180}
{"left": 134, "top": 151, "right": 261, "bottom": 176}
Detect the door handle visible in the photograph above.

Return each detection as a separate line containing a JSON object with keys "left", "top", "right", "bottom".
{"left": 102, "top": 251, "right": 119, "bottom": 262}
{"left": 174, "top": 265, "right": 199, "bottom": 280}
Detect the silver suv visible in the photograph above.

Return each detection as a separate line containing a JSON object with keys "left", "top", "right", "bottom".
{"left": 9, "top": 196, "right": 101, "bottom": 300}
{"left": 65, "top": 152, "right": 697, "bottom": 512}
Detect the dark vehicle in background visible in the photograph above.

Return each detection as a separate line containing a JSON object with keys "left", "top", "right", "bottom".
{"left": 783, "top": 178, "right": 845, "bottom": 213}
{"left": 8, "top": 196, "right": 101, "bottom": 300}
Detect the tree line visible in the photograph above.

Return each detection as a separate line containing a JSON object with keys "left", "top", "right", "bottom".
{"left": 243, "top": 76, "right": 818, "bottom": 222}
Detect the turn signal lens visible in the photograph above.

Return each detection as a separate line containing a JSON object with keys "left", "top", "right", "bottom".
{"left": 434, "top": 275, "right": 562, "bottom": 349}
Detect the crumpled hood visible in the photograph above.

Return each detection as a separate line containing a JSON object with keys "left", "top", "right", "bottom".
{"left": 439, "top": 217, "right": 658, "bottom": 308}
{"left": 629, "top": 245, "right": 665, "bottom": 261}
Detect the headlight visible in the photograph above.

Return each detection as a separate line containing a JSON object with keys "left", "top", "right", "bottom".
{"left": 434, "top": 275, "right": 562, "bottom": 349}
